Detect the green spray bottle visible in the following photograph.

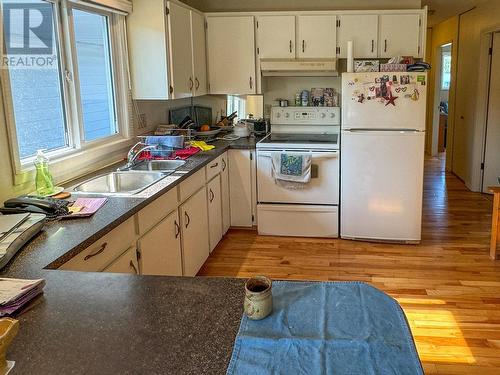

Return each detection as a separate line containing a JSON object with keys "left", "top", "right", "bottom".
{"left": 34, "top": 150, "right": 55, "bottom": 196}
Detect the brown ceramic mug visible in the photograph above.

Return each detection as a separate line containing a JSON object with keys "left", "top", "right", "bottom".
{"left": 244, "top": 276, "right": 273, "bottom": 320}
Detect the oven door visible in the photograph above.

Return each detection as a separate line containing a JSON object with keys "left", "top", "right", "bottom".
{"left": 257, "top": 149, "right": 339, "bottom": 205}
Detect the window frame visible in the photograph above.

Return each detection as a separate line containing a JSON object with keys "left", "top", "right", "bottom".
{"left": 1, "top": 0, "right": 131, "bottom": 180}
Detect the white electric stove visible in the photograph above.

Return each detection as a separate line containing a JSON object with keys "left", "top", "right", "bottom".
{"left": 256, "top": 107, "right": 340, "bottom": 238}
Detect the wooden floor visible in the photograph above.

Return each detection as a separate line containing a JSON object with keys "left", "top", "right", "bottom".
{"left": 200, "top": 154, "right": 500, "bottom": 374}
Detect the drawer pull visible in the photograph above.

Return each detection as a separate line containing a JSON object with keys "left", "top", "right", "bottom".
{"left": 210, "top": 162, "right": 219, "bottom": 169}
{"left": 129, "top": 260, "right": 138, "bottom": 275}
{"left": 174, "top": 220, "right": 180, "bottom": 238}
{"left": 84, "top": 242, "right": 108, "bottom": 261}
{"left": 209, "top": 188, "right": 214, "bottom": 203}
{"left": 185, "top": 211, "right": 191, "bottom": 228}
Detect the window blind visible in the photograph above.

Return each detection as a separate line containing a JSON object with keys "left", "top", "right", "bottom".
{"left": 69, "top": 0, "right": 132, "bottom": 14}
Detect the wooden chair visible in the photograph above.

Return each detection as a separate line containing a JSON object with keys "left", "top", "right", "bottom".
{"left": 489, "top": 186, "right": 500, "bottom": 260}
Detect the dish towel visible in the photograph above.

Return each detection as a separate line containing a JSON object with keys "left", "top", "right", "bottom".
{"left": 271, "top": 153, "right": 312, "bottom": 190}
{"left": 145, "top": 136, "right": 184, "bottom": 158}
{"left": 167, "top": 146, "right": 200, "bottom": 160}
{"left": 227, "top": 281, "right": 423, "bottom": 375}
{"left": 190, "top": 140, "right": 215, "bottom": 151}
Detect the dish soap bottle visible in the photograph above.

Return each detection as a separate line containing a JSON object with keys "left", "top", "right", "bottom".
{"left": 34, "top": 150, "right": 55, "bottom": 196}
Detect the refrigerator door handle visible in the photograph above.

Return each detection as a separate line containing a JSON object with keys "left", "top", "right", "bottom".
{"left": 344, "top": 128, "right": 422, "bottom": 133}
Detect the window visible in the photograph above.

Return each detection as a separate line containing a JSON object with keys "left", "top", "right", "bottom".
{"left": 441, "top": 46, "right": 452, "bottom": 91}
{"left": 227, "top": 95, "right": 246, "bottom": 122}
{"left": 2, "top": 0, "right": 125, "bottom": 165}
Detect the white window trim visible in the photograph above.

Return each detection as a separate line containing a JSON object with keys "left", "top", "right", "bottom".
{"left": 0, "top": 0, "right": 134, "bottom": 187}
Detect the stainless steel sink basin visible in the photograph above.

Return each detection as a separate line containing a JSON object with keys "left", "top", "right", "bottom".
{"left": 72, "top": 171, "right": 167, "bottom": 196}
{"left": 123, "top": 160, "right": 186, "bottom": 172}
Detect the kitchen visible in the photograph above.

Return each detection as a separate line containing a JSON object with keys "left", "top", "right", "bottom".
{"left": 0, "top": 0, "right": 498, "bottom": 374}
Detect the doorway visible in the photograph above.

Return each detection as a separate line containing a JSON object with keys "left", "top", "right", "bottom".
{"left": 482, "top": 32, "right": 500, "bottom": 193}
{"left": 431, "top": 43, "right": 452, "bottom": 159}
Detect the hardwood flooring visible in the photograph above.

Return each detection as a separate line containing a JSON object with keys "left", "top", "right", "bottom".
{"left": 199, "top": 154, "right": 500, "bottom": 374}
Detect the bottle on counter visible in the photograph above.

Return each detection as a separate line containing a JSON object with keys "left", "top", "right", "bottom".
{"left": 34, "top": 149, "right": 55, "bottom": 196}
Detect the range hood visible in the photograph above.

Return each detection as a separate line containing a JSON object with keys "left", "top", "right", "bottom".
{"left": 260, "top": 58, "right": 338, "bottom": 77}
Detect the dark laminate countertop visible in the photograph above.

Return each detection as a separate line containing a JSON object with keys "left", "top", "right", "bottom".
{"left": 1, "top": 135, "right": 263, "bottom": 374}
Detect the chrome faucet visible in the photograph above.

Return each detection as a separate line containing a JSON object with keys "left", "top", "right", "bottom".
{"left": 126, "top": 142, "right": 158, "bottom": 168}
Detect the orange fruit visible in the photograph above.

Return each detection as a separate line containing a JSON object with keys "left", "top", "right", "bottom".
{"left": 200, "top": 124, "right": 210, "bottom": 132}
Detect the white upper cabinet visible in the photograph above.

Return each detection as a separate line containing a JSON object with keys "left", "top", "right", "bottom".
{"left": 379, "top": 14, "right": 421, "bottom": 58}
{"left": 191, "top": 11, "right": 208, "bottom": 96}
{"left": 256, "top": 15, "right": 295, "bottom": 58}
{"left": 167, "top": 2, "right": 194, "bottom": 98}
{"left": 207, "top": 16, "right": 256, "bottom": 95}
{"left": 337, "top": 14, "right": 378, "bottom": 58}
{"left": 297, "top": 15, "right": 337, "bottom": 58}
{"left": 126, "top": 0, "right": 169, "bottom": 100}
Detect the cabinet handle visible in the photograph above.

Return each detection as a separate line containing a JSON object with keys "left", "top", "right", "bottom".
{"left": 289, "top": 40, "right": 292, "bottom": 53}
{"left": 195, "top": 77, "right": 200, "bottom": 90}
{"left": 371, "top": 39, "right": 374, "bottom": 53}
{"left": 184, "top": 211, "right": 190, "bottom": 228}
{"left": 222, "top": 158, "right": 226, "bottom": 171}
{"left": 210, "top": 162, "right": 219, "bottom": 169}
{"left": 189, "top": 77, "right": 194, "bottom": 90}
{"left": 174, "top": 219, "right": 180, "bottom": 238}
{"left": 84, "top": 242, "right": 107, "bottom": 261}
{"left": 209, "top": 188, "right": 214, "bottom": 203}
{"left": 129, "top": 260, "right": 138, "bottom": 275}
{"left": 249, "top": 76, "right": 253, "bottom": 90}
{"left": 384, "top": 39, "right": 387, "bottom": 53}
{"left": 302, "top": 40, "right": 305, "bottom": 53}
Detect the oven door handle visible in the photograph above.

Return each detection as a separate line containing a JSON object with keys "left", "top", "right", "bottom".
{"left": 257, "top": 151, "right": 339, "bottom": 158}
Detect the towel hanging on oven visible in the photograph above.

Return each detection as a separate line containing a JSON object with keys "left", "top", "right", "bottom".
{"left": 271, "top": 153, "right": 312, "bottom": 190}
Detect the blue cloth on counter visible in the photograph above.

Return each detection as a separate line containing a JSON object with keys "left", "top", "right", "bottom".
{"left": 145, "top": 136, "right": 184, "bottom": 158}
{"left": 227, "top": 281, "right": 423, "bottom": 375}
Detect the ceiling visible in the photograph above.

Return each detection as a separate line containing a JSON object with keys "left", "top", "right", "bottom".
{"left": 423, "top": 0, "right": 489, "bottom": 26}
{"left": 180, "top": 0, "right": 490, "bottom": 27}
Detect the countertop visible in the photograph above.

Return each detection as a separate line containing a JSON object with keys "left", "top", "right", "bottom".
{"left": 1, "top": 135, "right": 262, "bottom": 374}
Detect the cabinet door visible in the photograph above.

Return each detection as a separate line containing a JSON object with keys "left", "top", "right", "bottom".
{"left": 103, "top": 247, "right": 139, "bottom": 275}
{"left": 138, "top": 211, "right": 183, "bottom": 276}
{"left": 229, "top": 150, "right": 255, "bottom": 227}
{"left": 257, "top": 15, "right": 295, "bottom": 58}
{"left": 379, "top": 14, "right": 421, "bottom": 58}
{"left": 297, "top": 15, "right": 336, "bottom": 58}
{"left": 207, "top": 175, "right": 222, "bottom": 252}
{"left": 180, "top": 188, "right": 210, "bottom": 276}
{"left": 191, "top": 11, "right": 207, "bottom": 96}
{"left": 207, "top": 16, "right": 256, "bottom": 94}
{"left": 167, "top": 1, "right": 193, "bottom": 98}
{"left": 126, "top": 0, "right": 168, "bottom": 100}
{"left": 221, "top": 152, "right": 231, "bottom": 234}
{"left": 337, "top": 15, "right": 378, "bottom": 58}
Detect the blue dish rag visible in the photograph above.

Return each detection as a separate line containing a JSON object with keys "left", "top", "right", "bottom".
{"left": 227, "top": 281, "right": 423, "bottom": 375}
{"left": 145, "top": 136, "right": 184, "bottom": 158}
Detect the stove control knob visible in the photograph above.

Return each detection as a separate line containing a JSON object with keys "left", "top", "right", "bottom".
{"left": 320, "top": 113, "right": 326, "bottom": 118}
{"left": 330, "top": 112, "right": 336, "bottom": 118}
{"left": 276, "top": 112, "right": 281, "bottom": 118}
{"left": 285, "top": 112, "right": 290, "bottom": 118}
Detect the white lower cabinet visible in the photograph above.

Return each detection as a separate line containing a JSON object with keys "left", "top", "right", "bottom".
{"left": 220, "top": 152, "right": 231, "bottom": 234}
{"left": 138, "top": 210, "right": 183, "bottom": 276}
{"left": 229, "top": 149, "right": 256, "bottom": 227}
{"left": 103, "top": 247, "right": 139, "bottom": 275}
{"left": 207, "top": 175, "right": 223, "bottom": 252}
{"left": 180, "top": 187, "right": 210, "bottom": 276}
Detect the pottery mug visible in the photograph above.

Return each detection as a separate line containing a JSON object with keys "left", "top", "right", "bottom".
{"left": 244, "top": 276, "right": 273, "bottom": 320}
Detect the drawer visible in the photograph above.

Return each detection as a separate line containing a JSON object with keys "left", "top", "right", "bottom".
{"left": 102, "top": 246, "right": 139, "bottom": 275}
{"left": 137, "top": 188, "right": 177, "bottom": 235}
{"left": 59, "top": 217, "right": 136, "bottom": 272}
{"left": 206, "top": 155, "right": 222, "bottom": 181}
{"left": 178, "top": 167, "right": 206, "bottom": 203}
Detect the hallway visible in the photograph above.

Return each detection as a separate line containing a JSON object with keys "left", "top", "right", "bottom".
{"left": 200, "top": 155, "right": 500, "bottom": 374}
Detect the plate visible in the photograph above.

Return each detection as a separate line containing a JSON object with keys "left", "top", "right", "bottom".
{"left": 29, "top": 186, "right": 64, "bottom": 197}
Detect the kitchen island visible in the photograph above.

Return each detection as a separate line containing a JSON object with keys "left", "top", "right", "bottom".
{"left": 0, "top": 137, "right": 261, "bottom": 374}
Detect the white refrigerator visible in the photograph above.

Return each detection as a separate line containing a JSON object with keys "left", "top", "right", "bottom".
{"left": 341, "top": 72, "right": 427, "bottom": 242}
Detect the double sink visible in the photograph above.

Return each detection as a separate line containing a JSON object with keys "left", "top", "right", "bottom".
{"left": 72, "top": 160, "right": 186, "bottom": 196}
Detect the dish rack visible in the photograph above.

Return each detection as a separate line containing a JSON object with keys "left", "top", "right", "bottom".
{"left": 137, "top": 131, "right": 193, "bottom": 159}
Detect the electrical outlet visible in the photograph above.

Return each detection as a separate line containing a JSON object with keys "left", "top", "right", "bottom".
{"left": 139, "top": 113, "right": 147, "bottom": 128}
